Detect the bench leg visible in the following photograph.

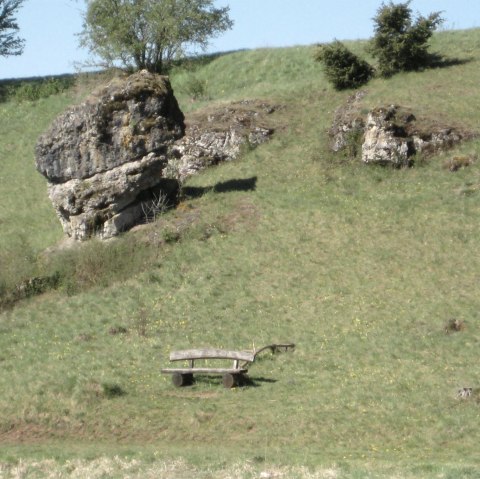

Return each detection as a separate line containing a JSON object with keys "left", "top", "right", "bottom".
{"left": 223, "top": 373, "right": 245, "bottom": 388}
{"left": 172, "top": 372, "right": 194, "bottom": 387}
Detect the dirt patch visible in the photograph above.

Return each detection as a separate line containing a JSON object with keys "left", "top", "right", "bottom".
{"left": 163, "top": 390, "right": 220, "bottom": 399}
{"left": 0, "top": 421, "right": 72, "bottom": 444}
{"left": 185, "top": 99, "right": 285, "bottom": 133}
{"left": 138, "top": 194, "right": 260, "bottom": 248}
{"left": 220, "top": 198, "right": 261, "bottom": 233}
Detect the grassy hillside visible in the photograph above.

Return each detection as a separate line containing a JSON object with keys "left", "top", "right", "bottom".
{"left": 1, "top": 29, "right": 480, "bottom": 478}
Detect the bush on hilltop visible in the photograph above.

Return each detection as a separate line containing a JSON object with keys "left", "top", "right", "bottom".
{"left": 370, "top": 1, "right": 444, "bottom": 77}
{"left": 314, "top": 40, "right": 374, "bottom": 90}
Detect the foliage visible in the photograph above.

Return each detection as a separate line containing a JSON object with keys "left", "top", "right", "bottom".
{"left": 183, "top": 73, "right": 208, "bottom": 100}
{"left": 0, "top": 0, "right": 24, "bottom": 59}
{"left": 370, "top": 1, "right": 444, "bottom": 77}
{"left": 79, "top": 0, "right": 233, "bottom": 74}
{"left": 5, "top": 76, "right": 74, "bottom": 102}
{"left": 315, "top": 41, "right": 374, "bottom": 90}
{"left": 141, "top": 191, "right": 171, "bottom": 223}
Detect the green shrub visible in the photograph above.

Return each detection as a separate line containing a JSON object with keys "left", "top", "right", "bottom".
{"left": 183, "top": 74, "right": 208, "bottom": 100}
{"left": 370, "top": 1, "right": 443, "bottom": 77}
{"left": 162, "top": 227, "right": 181, "bottom": 243}
{"left": 315, "top": 41, "right": 374, "bottom": 90}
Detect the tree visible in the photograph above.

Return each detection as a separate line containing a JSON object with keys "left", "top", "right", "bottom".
{"left": 79, "top": 0, "right": 233, "bottom": 74}
{"left": 0, "top": 0, "right": 24, "bottom": 58}
{"left": 370, "top": 1, "right": 443, "bottom": 77}
{"left": 315, "top": 41, "right": 374, "bottom": 90}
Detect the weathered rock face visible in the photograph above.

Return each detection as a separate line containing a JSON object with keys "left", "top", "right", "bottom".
{"left": 361, "top": 105, "right": 466, "bottom": 166}
{"left": 330, "top": 93, "right": 469, "bottom": 167}
{"left": 35, "top": 71, "right": 185, "bottom": 240}
{"left": 362, "top": 106, "right": 416, "bottom": 166}
{"left": 166, "top": 100, "right": 276, "bottom": 182}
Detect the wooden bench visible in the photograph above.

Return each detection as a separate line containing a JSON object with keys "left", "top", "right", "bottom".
{"left": 161, "top": 343, "right": 295, "bottom": 388}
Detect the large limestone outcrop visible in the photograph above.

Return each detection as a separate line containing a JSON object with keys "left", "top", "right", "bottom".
{"left": 35, "top": 71, "right": 185, "bottom": 240}
{"left": 330, "top": 93, "right": 469, "bottom": 167}
{"left": 36, "top": 72, "right": 279, "bottom": 241}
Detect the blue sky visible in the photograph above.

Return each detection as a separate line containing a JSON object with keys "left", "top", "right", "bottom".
{"left": 0, "top": 0, "right": 478, "bottom": 80}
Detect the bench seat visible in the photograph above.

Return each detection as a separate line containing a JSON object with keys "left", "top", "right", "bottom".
{"left": 169, "top": 349, "right": 255, "bottom": 363}
{"left": 161, "top": 367, "right": 248, "bottom": 374}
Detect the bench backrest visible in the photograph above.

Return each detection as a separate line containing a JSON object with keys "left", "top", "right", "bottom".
{"left": 170, "top": 348, "right": 255, "bottom": 363}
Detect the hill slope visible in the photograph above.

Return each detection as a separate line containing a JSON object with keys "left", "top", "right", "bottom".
{"left": 1, "top": 29, "right": 480, "bottom": 478}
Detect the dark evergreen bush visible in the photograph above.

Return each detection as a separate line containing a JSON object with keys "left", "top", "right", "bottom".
{"left": 370, "top": 1, "right": 443, "bottom": 77}
{"left": 315, "top": 41, "right": 374, "bottom": 90}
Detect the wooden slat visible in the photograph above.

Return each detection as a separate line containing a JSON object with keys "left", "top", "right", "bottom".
{"left": 161, "top": 368, "right": 248, "bottom": 374}
{"left": 169, "top": 348, "right": 255, "bottom": 363}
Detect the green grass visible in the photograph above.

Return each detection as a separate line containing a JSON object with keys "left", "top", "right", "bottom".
{"left": 1, "top": 28, "right": 480, "bottom": 477}
{"left": 0, "top": 94, "right": 76, "bottom": 299}
{"left": 0, "top": 97, "right": 70, "bottom": 250}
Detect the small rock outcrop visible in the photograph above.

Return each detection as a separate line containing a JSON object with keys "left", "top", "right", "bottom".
{"left": 362, "top": 105, "right": 465, "bottom": 166}
{"left": 166, "top": 100, "right": 277, "bottom": 181}
{"left": 35, "top": 71, "right": 185, "bottom": 240}
{"left": 330, "top": 93, "right": 469, "bottom": 167}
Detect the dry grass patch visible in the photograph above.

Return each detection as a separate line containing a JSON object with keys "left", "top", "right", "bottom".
{"left": 443, "top": 154, "right": 476, "bottom": 172}
{"left": 0, "top": 458, "right": 350, "bottom": 479}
